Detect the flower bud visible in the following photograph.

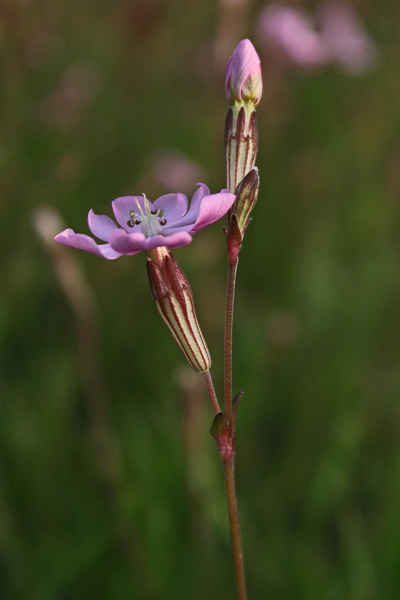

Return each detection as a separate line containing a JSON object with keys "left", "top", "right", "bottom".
{"left": 226, "top": 168, "right": 259, "bottom": 264}
{"left": 224, "top": 105, "right": 258, "bottom": 193}
{"left": 231, "top": 167, "right": 260, "bottom": 234}
{"left": 224, "top": 40, "right": 261, "bottom": 192}
{"left": 225, "top": 39, "right": 262, "bottom": 107}
{"left": 147, "top": 248, "right": 211, "bottom": 373}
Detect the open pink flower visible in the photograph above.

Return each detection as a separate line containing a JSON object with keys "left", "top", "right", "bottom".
{"left": 54, "top": 184, "right": 235, "bottom": 260}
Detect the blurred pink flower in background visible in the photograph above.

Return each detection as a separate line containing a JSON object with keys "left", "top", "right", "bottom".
{"left": 256, "top": 1, "right": 378, "bottom": 74}
{"left": 150, "top": 149, "right": 205, "bottom": 195}
{"left": 318, "top": 2, "right": 378, "bottom": 74}
{"left": 257, "top": 4, "right": 330, "bottom": 70}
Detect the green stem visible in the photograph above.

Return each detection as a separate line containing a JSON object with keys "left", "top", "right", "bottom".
{"left": 223, "top": 456, "right": 247, "bottom": 600}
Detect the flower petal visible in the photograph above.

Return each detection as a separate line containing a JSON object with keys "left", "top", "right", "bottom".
{"left": 108, "top": 229, "right": 147, "bottom": 254}
{"left": 54, "top": 228, "right": 122, "bottom": 260}
{"left": 108, "top": 229, "right": 193, "bottom": 253}
{"left": 186, "top": 183, "right": 210, "bottom": 216}
{"left": 144, "top": 231, "right": 192, "bottom": 250}
{"left": 161, "top": 183, "right": 210, "bottom": 233}
{"left": 190, "top": 191, "right": 236, "bottom": 233}
{"left": 88, "top": 210, "right": 118, "bottom": 241}
{"left": 112, "top": 196, "right": 144, "bottom": 231}
{"left": 154, "top": 193, "right": 188, "bottom": 221}
{"left": 225, "top": 39, "right": 262, "bottom": 105}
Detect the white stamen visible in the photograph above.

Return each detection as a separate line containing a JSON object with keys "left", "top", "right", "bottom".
{"left": 129, "top": 196, "right": 165, "bottom": 238}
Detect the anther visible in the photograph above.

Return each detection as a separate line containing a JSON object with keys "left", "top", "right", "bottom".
{"left": 135, "top": 219, "right": 141, "bottom": 225}
{"left": 159, "top": 218, "right": 167, "bottom": 226}
{"left": 150, "top": 209, "right": 157, "bottom": 215}
{"left": 127, "top": 220, "right": 134, "bottom": 228}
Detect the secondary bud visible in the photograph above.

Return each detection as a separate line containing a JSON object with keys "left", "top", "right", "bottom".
{"left": 226, "top": 169, "right": 260, "bottom": 264}
{"left": 225, "top": 39, "right": 262, "bottom": 107}
{"left": 147, "top": 248, "right": 211, "bottom": 373}
{"left": 231, "top": 167, "right": 260, "bottom": 234}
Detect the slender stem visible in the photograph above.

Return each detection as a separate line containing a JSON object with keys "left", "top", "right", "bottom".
{"left": 223, "top": 456, "right": 247, "bottom": 600}
{"left": 224, "top": 259, "right": 238, "bottom": 421}
{"left": 222, "top": 255, "right": 248, "bottom": 599}
{"left": 203, "top": 370, "right": 221, "bottom": 415}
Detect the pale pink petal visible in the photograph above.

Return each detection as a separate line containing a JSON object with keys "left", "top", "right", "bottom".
{"left": 144, "top": 231, "right": 192, "bottom": 250}
{"left": 186, "top": 183, "right": 210, "bottom": 215}
{"left": 153, "top": 193, "right": 188, "bottom": 221}
{"left": 54, "top": 228, "right": 121, "bottom": 259}
{"left": 108, "top": 229, "right": 147, "bottom": 254}
{"left": 161, "top": 183, "right": 210, "bottom": 233}
{"left": 191, "top": 192, "right": 236, "bottom": 233}
{"left": 112, "top": 196, "right": 144, "bottom": 231}
{"left": 88, "top": 210, "right": 118, "bottom": 241}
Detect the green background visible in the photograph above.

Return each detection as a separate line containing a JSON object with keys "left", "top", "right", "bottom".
{"left": 1, "top": 0, "right": 400, "bottom": 598}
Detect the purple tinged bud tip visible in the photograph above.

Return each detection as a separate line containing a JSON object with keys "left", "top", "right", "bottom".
{"left": 225, "top": 39, "right": 263, "bottom": 106}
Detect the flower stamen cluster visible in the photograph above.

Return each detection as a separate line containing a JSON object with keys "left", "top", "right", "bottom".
{"left": 126, "top": 195, "right": 167, "bottom": 235}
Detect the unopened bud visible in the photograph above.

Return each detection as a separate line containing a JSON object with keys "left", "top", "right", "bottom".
{"left": 225, "top": 39, "right": 262, "bottom": 106}
{"left": 224, "top": 40, "right": 261, "bottom": 192}
{"left": 231, "top": 167, "right": 259, "bottom": 234}
{"left": 226, "top": 168, "right": 259, "bottom": 264}
{"left": 147, "top": 249, "right": 211, "bottom": 373}
{"left": 224, "top": 104, "right": 258, "bottom": 193}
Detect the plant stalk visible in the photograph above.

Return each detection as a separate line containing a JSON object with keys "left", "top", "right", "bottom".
{"left": 224, "top": 259, "right": 238, "bottom": 424}
{"left": 204, "top": 370, "right": 221, "bottom": 415}
{"left": 223, "top": 455, "right": 247, "bottom": 600}
{"left": 223, "top": 255, "right": 247, "bottom": 599}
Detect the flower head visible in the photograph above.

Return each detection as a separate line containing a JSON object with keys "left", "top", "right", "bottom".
{"left": 225, "top": 39, "right": 262, "bottom": 106}
{"left": 54, "top": 184, "right": 235, "bottom": 260}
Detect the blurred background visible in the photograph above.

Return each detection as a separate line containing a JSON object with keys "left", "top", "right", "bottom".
{"left": 1, "top": 0, "right": 400, "bottom": 598}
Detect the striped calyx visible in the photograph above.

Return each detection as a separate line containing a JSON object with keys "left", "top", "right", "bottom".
{"left": 230, "top": 167, "right": 260, "bottom": 234}
{"left": 224, "top": 103, "right": 258, "bottom": 193}
{"left": 146, "top": 248, "right": 211, "bottom": 373}
{"left": 226, "top": 169, "right": 260, "bottom": 264}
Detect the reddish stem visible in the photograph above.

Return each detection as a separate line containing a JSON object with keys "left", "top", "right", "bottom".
{"left": 224, "top": 259, "right": 238, "bottom": 423}
{"left": 204, "top": 370, "right": 221, "bottom": 415}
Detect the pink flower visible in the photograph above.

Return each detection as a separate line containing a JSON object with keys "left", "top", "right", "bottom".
{"left": 318, "top": 2, "right": 378, "bottom": 74}
{"left": 54, "top": 184, "right": 236, "bottom": 260}
{"left": 225, "top": 39, "right": 262, "bottom": 106}
{"left": 257, "top": 2, "right": 378, "bottom": 74}
{"left": 151, "top": 149, "right": 205, "bottom": 194}
{"left": 257, "top": 4, "right": 330, "bottom": 69}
